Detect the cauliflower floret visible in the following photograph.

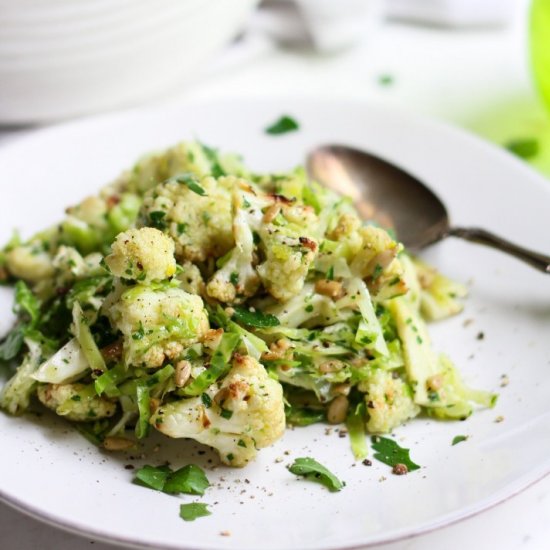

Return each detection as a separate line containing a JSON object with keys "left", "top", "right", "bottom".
{"left": 107, "top": 284, "right": 209, "bottom": 368}
{"left": 412, "top": 257, "right": 467, "bottom": 321}
{"left": 151, "top": 354, "right": 285, "bottom": 466}
{"left": 206, "top": 187, "right": 268, "bottom": 303}
{"left": 140, "top": 175, "right": 237, "bottom": 262}
{"left": 255, "top": 200, "right": 319, "bottom": 303}
{"left": 176, "top": 261, "right": 205, "bottom": 295}
{"left": 358, "top": 369, "right": 420, "bottom": 433}
{"left": 52, "top": 246, "right": 87, "bottom": 281}
{"left": 349, "top": 225, "right": 407, "bottom": 300}
{"left": 105, "top": 227, "right": 176, "bottom": 283}
{"left": 257, "top": 229, "right": 318, "bottom": 302}
{"left": 113, "top": 141, "right": 249, "bottom": 195}
{"left": 5, "top": 241, "right": 54, "bottom": 283}
{"left": 36, "top": 383, "right": 117, "bottom": 421}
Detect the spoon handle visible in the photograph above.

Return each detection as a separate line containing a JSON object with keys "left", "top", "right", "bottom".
{"left": 448, "top": 227, "right": 550, "bottom": 273}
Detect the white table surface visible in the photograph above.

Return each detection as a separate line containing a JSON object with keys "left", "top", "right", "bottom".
{"left": 1, "top": 1, "right": 549, "bottom": 548}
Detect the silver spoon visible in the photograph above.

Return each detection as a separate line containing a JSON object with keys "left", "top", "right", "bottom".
{"left": 307, "top": 144, "right": 550, "bottom": 273}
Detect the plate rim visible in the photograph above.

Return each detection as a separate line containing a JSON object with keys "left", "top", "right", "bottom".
{"left": 1, "top": 95, "right": 549, "bottom": 550}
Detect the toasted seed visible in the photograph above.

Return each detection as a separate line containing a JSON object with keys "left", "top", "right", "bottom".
{"left": 100, "top": 340, "right": 123, "bottom": 361}
{"left": 149, "top": 397, "right": 161, "bottom": 414}
{"left": 315, "top": 279, "right": 344, "bottom": 299}
{"left": 327, "top": 395, "right": 349, "bottom": 424}
{"left": 175, "top": 360, "right": 192, "bottom": 387}
{"left": 426, "top": 374, "right": 443, "bottom": 391}
{"left": 103, "top": 436, "right": 134, "bottom": 451}
{"left": 263, "top": 203, "right": 282, "bottom": 223}
{"left": 333, "top": 383, "right": 351, "bottom": 396}
{"left": 319, "top": 359, "right": 345, "bottom": 374}
{"left": 392, "top": 463, "right": 408, "bottom": 475}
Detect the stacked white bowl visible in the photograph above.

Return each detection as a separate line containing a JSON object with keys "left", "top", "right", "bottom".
{"left": 0, "top": 0, "right": 258, "bottom": 124}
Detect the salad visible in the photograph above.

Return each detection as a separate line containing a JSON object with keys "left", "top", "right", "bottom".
{"left": 0, "top": 140, "right": 496, "bottom": 467}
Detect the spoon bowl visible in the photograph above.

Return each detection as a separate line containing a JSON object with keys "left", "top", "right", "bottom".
{"left": 307, "top": 144, "right": 550, "bottom": 273}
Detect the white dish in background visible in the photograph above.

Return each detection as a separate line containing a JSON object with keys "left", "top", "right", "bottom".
{"left": 0, "top": 98, "right": 549, "bottom": 550}
{"left": 0, "top": 0, "right": 258, "bottom": 124}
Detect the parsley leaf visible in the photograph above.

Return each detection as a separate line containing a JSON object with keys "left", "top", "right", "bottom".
{"left": 232, "top": 306, "right": 280, "bottom": 328}
{"left": 172, "top": 173, "right": 207, "bottom": 196}
{"left": 378, "top": 74, "right": 394, "bottom": 87}
{"left": 288, "top": 457, "right": 345, "bottom": 492}
{"left": 134, "top": 463, "right": 210, "bottom": 496}
{"left": 149, "top": 211, "right": 167, "bottom": 230}
{"left": 134, "top": 464, "right": 172, "bottom": 491}
{"left": 265, "top": 115, "right": 299, "bottom": 135}
{"left": 452, "top": 435, "right": 468, "bottom": 446}
{"left": 371, "top": 436, "right": 420, "bottom": 471}
{"left": 179, "top": 503, "right": 211, "bottom": 522}
{"left": 505, "top": 138, "right": 539, "bottom": 159}
{"left": 200, "top": 143, "right": 226, "bottom": 177}
{"left": 163, "top": 464, "right": 210, "bottom": 496}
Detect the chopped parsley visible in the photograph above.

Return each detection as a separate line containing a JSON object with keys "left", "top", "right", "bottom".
{"left": 134, "top": 464, "right": 210, "bottom": 496}
{"left": 229, "top": 272, "right": 239, "bottom": 285}
{"left": 371, "top": 263, "right": 383, "bottom": 280}
{"left": 148, "top": 211, "right": 167, "bottom": 230}
{"left": 163, "top": 465, "right": 210, "bottom": 496}
{"left": 265, "top": 115, "right": 299, "bottom": 135}
{"left": 231, "top": 306, "right": 280, "bottom": 328}
{"left": 172, "top": 173, "right": 207, "bottom": 196}
{"left": 134, "top": 464, "right": 172, "bottom": 491}
{"left": 452, "top": 435, "right": 468, "bottom": 446}
{"left": 371, "top": 436, "right": 420, "bottom": 471}
{"left": 505, "top": 138, "right": 539, "bottom": 159}
{"left": 378, "top": 74, "right": 394, "bottom": 87}
{"left": 201, "top": 143, "right": 226, "bottom": 177}
{"left": 131, "top": 322, "right": 145, "bottom": 341}
{"left": 220, "top": 408, "right": 233, "bottom": 420}
{"left": 288, "top": 457, "right": 345, "bottom": 492}
{"left": 179, "top": 502, "right": 211, "bottom": 522}
{"left": 201, "top": 393, "right": 212, "bottom": 408}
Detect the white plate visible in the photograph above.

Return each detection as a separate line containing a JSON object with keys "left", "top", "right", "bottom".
{"left": 0, "top": 99, "right": 549, "bottom": 550}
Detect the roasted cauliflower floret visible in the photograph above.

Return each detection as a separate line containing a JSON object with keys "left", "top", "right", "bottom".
{"left": 107, "top": 284, "right": 209, "bottom": 368}
{"left": 140, "top": 175, "right": 237, "bottom": 262}
{"left": 37, "top": 383, "right": 117, "bottom": 421}
{"left": 257, "top": 230, "right": 318, "bottom": 302}
{"left": 114, "top": 141, "right": 249, "bottom": 195}
{"left": 176, "top": 261, "right": 205, "bottom": 295}
{"left": 104, "top": 227, "right": 176, "bottom": 283}
{"left": 349, "top": 225, "right": 407, "bottom": 300}
{"left": 151, "top": 354, "right": 285, "bottom": 466}
{"left": 5, "top": 241, "right": 54, "bottom": 283}
{"left": 205, "top": 187, "right": 267, "bottom": 303}
{"left": 358, "top": 369, "right": 420, "bottom": 433}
